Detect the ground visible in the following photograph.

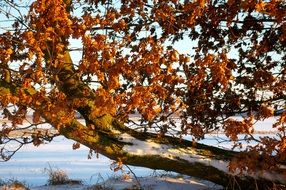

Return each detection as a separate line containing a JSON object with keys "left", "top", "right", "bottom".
{"left": 1, "top": 175, "right": 223, "bottom": 190}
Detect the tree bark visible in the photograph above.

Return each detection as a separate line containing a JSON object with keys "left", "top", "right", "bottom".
{"left": 55, "top": 114, "right": 285, "bottom": 190}
{"left": 48, "top": 53, "right": 285, "bottom": 189}
{"left": 1, "top": 51, "right": 285, "bottom": 190}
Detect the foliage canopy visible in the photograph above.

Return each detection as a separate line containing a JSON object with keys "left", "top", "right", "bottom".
{"left": 0, "top": 0, "right": 285, "bottom": 187}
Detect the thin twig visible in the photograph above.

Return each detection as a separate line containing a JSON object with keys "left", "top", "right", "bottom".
{"left": 125, "top": 164, "right": 142, "bottom": 189}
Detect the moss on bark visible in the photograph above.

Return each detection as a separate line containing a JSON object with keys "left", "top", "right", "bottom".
{"left": 33, "top": 50, "right": 283, "bottom": 190}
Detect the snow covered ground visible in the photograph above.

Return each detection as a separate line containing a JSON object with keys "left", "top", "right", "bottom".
{"left": 0, "top": 136, "right": 150, "bottom": 185}
{"left": 28, "top": 176, "right": 223, "bottom": 190}
{"left": 0, "top": 136, "right": 223, "bottom": 190}
{"left": 0, "top": 117, "right": 280, "bottom": 189}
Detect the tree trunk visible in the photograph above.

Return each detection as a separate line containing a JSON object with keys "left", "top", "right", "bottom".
{"left": 48, "top": 52, "right": 285, "bottom": 189}
{"left": 1, "top": 51, "right": 285, "bottom": 190}
{"left": 57, "top": 114, "right": 285, "bottom": 190}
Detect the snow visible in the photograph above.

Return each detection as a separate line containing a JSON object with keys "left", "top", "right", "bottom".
{"left": 234, "top": 116, "right": 280, "bottom": 133}
{"left": 119, "top": 132, "right": 286, "bottom": 184}
{"left": 0, "top": 116, "right": 285, "bottom": 189}
{"left": 0, "top": 135, "right": 224, "bottom": 190}
{"left": 1, "top": 176, "right": 223, "bottom": 190}
{"left": 32, "top": 184, "right": 88, "bottom": 190}
{"left": 120, "top": 133, "right": 230, "bottom": 173}
{"left": 90, "top": 175, "right": 223, "bottom": 190}
{"left": 0, "top": 136, "right": 115, "bottom": 186}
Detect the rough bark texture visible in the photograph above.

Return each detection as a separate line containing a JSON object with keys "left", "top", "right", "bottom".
{"left": 1, "top": 52, "right": 285, "bottom": 190}
{"left": 53, "top": 113, "right": 284, "bottom": 190}
{"left": 51, "top": 52, "right": 285, "bottom": 190}
{"left": 1, "top": 1, "right": 285, "bottom": 189}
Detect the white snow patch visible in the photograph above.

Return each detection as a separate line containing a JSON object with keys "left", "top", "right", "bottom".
{"left": 30, "top": 184, "right": 88, "bottom": 190}
{"left": 100, "top": 176, "right": 223, "bottom": 190}
{"left": 119, "top": 133, "right": 286, "bottom": 184}
{"left": 27, "top": 176, "right": 222, "bottom": 190}
{"left": 119, "top": 133, "right": 230, "bottom": 173}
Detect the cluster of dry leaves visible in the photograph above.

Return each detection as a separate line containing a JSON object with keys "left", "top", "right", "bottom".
{"left": 0, "top": 0, "right": 285, "bottom": 176}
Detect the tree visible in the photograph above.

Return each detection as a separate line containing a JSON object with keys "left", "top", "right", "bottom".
{"left": 0, "top": 0, "right": 285, "bottom": 189}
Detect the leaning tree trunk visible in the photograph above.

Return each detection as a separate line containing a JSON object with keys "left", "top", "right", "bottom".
{"left": 50, "top": 52, "right": 285, "bottom": 190}
{"left": 1, "top": 51, "right": 285, "bottom": 190}
{"left": 57, "top": 114, "right": 285, "bottom": 190}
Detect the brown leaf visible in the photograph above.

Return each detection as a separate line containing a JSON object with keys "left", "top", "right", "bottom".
{"left": 72, "top": 142, "right": 81, "bottom": 150}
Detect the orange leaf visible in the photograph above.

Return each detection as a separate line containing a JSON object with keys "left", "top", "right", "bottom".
{"left": 33, "top": 111, "right": 41, "bottom": 124}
